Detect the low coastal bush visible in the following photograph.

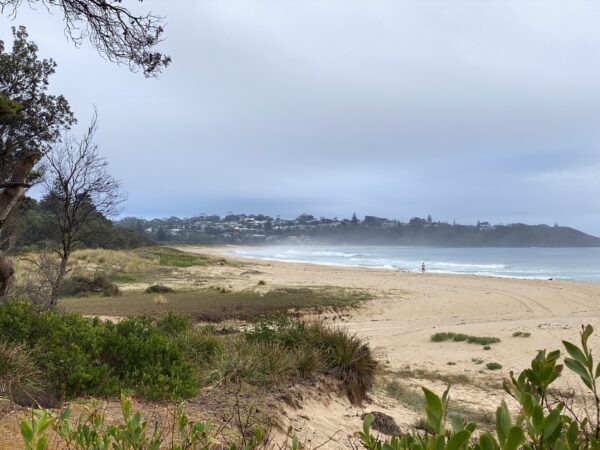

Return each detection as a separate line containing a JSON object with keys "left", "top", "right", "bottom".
{"left": 25, "top": 324, "right": 600, "bottom": 450}
{"left": 513, "top": 331, "right": 531, "bottom": 337}
{"left": 59, "top": 273, "right": 120, "bottom": 297}
{"left": 0, "top": 301, "right": 197, "bottom": 401}
{"left": 486, "top": 362, "right": 502, "bottom": 370}
{"left": 0, "top": 302, "right": 377, "bottom": 407}
{"left": 145, "top": 284, "right": 175, "bottom": 294}
{"left": 431, "top": 332, "right": 500, "bottom": 345}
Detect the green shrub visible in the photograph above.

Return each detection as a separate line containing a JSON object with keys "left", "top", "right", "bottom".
{"left": 24, "top": 324, "right": 600, "bottom": 450}
{"left": 145, "top": 284, "right": 175, "bottom": 294}
{"left": 0, "top": 300, "right": 198, "bottom": 401}
{"left": 102, "top": 317, "right": 198, "bottom": 400}
{"left": 155, "top": 311, "right": 190, "bottom": 335}
{"left": 60, "top": 273, "right": 120, "bottom": 297}
{"left": 486, "top": 362, "right": 502, "bottom": 370}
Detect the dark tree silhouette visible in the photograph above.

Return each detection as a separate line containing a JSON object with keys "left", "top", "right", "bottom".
{"left": 0, "top": 0, "right": 170, "bottom": 76}
{"left": 0, "top": 26, "right": 74, "bottom": 300}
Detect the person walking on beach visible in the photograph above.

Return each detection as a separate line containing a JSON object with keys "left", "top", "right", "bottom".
{"left": 421, "top": 262, "right": 426, "bottom": 273}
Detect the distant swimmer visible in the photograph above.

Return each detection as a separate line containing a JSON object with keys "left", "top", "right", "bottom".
{"left": 421, "top": 262, "right": 426, "bottom": 273}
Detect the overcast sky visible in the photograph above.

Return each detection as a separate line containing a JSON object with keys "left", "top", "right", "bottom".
{"left": 2, "top": 1, "right": 600, "bottom": 233}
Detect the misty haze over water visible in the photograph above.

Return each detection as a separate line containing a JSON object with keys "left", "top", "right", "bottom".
{"left": 234, "top": 245, "right": 600, "bottom": 283}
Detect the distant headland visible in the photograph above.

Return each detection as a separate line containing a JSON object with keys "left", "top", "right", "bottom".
{"left": 117, "top": 214, "right": 600, "bottom": 247}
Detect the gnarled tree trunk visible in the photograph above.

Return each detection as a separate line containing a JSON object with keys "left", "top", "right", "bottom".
{"left": 0, "top": 251, "right": 14, "bottom": 300}
{"left": 0, "top": 153, "right": 38, "bottom": 302}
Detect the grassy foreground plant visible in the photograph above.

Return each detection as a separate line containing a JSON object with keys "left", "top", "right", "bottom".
{"left": 245, "top": 318, "right": 377, "bottom": 404}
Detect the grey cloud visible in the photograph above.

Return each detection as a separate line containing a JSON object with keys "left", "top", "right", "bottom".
{"left": 2, "top": 0, "right": 600, "bottom": 233}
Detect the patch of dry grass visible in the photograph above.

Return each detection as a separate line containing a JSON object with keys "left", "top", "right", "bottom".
{"left": 60, "top": 287, "right": 372, "bottom": 322}
{"left": 72, "top": 248, "right": 154, "bottom": 273}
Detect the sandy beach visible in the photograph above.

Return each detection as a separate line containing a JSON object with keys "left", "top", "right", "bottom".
{"left": 192, "top": 245, "right": 600, "bottom": 373}
{"left": 177, "top": 245, "right": 600, "bottom": 445}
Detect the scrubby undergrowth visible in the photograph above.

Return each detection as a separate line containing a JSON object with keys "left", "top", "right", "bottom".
{"left": 0, "top": 301, "right": 376, "bottom": 408}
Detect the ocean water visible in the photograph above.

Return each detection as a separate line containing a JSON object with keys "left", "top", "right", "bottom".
{"left": 232, "top": 245, "right": 600, "bottom": 283}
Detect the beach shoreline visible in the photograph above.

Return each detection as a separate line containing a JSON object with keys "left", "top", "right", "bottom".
{"left": 181, "top": 244, "right": 600, "bottom": 376}
{"left": 170, "top": 244, "right": 600, "bottom": 444}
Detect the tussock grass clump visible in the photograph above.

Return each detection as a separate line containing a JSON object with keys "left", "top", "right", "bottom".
{"left": 513, "top": 331, "right": 531, "bottom": 338}
{"left": 431, "top": 332, "right": 500, "bottom": 346}
{"left": 245, "top": 318, "right": 377, "bottom": 404}
{"left": 0, "top": 341, "right": 46, "bottom": 405}
{"left": 208, "top": 339, "right": 300, "bottom": 386}
{"left": 313, "top": 324, "right": 377, "bottom": 404}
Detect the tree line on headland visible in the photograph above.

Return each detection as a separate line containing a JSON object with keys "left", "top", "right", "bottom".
{"left": 118, "top": 213, "right": 600, "bottom": 247}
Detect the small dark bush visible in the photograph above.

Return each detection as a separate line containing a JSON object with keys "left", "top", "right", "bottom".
{"left": 60, "top": 273, "right": 120, "bottom": 297}
{"left": 431, "top": 332, "right": 500, "bottom": 346}
{"left": 486, "top": 362, "right": 502, "bottom": 370}
{"left": 513, "top": 331, "right": 531, "bottom": 338}
{"left": 155, "top": 312, "right": 190, "bottom": 334}
{"left": 362, "top": 411, "right": 401, "bottom": 435}
{"left": 145, "top": 284, "right": 175, "bottom": 294}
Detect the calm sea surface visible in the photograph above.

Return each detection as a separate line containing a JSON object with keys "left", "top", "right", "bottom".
{"left": 232, "top": 245, "right": 600, "bottom": 283}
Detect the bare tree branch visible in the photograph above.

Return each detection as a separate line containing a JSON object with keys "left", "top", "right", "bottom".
{"left": 0, "top": 0, "right": 170, "bottom": 76}
{"left": 43, "top": 108, "right": 126, "bottom": 305}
